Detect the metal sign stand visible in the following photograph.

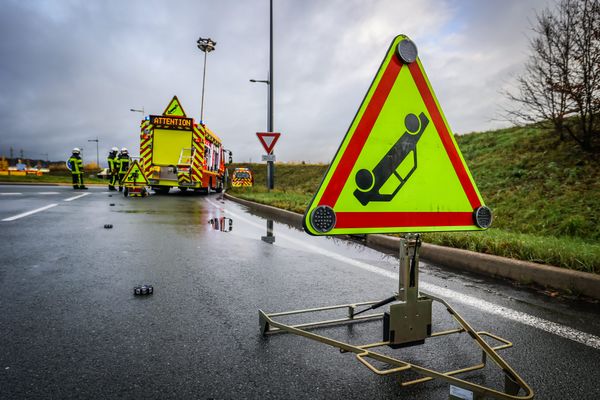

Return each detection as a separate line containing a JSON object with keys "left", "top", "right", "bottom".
{"left": 258, "top": 236, "right": 533, "bottom": 399}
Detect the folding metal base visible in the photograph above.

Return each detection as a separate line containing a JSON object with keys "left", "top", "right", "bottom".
{"left": 259, "top": 293, "right": 533, "bottom": 399}
{"left": 258, "top": 237, "right": 533, "bottom": 399}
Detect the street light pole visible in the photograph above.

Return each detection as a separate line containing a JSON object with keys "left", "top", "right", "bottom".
{"left": 250, "top": 0, "right": 275, "bottom": 190}
{"left": 87, "top": 137, "right": 99, "bottom": 168}
{"left": 268, "top": 0, "right": 274, "bottom": 189}
{"left": 249, "top": 79, "right": 270, "bottom": 129}
{"left": 196, "top": 37, "right": 217, "bottom": 124}
{"left": 130, "top": 107, "right": 145, "bottom": 158}
{"left": 269, "top": 0, "right": 273, "bottom": 135}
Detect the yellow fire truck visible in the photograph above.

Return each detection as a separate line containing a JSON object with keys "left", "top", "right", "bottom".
{"left": 138, "top": 96, "right": 231, "bottom": 194}
{"left": 231, "top": 167, "right": 253, "bottom": 187}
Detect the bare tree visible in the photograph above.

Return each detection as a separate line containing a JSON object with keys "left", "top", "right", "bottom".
{"left": 506, "top": 0, "right": 600, "bottom": 152}
{"left": 505, "top": 6, "right": 574, "bottom": 138}
{"left": 566, "top": 0, "right": 600, "bottom": 151}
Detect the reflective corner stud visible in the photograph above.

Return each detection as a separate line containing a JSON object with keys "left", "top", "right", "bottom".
{"left": 474, "top": 206, "right": 493, "bottom": 229}
{"left": 310, "top": 206, "right": 336, "bottom": 233}
{"left": 396, "top": 38, "right": 418, "bottom": 64}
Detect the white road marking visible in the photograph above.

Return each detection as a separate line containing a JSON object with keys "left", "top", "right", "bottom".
{"left": 206, "top": 199, "right": 600, "bottom": 351}
{"left": 37, "top": 192, "right": 60, "bottom": 195}
{"left": 63, "top": 193, "right": 90, "bottom": 202}
{"left": 1, "top": 203, "right": 59, "bottom": 221}
{"left": 0, "top": 193, "right": 22, "bottom": 196}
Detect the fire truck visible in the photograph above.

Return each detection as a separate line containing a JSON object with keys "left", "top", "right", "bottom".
{"left": 138, "top": 96, "right": 231, "bottom": 194}
{"left": 231, "top": 167, "right": 253, "bottom": 187}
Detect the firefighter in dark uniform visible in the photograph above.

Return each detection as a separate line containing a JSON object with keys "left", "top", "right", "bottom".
{"left": 67, "top": 148, "right": 88, "bottom": 190}
{"left": 107, "top": 147, "right": 119, "bottom": 191}
{"left": 117, "top": 147, "right": 130, "bottom": 192}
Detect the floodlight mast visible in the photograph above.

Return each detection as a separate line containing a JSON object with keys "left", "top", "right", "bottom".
{"left": 197, "top": 37, "right": 217, "bottom": 124}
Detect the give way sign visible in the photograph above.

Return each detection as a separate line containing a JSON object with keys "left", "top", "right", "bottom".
{"left": 256, "top": 132, "right": 281, "bottom": 154}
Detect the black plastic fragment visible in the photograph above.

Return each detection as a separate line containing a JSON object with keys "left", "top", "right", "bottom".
{"left": 133, "top": 285, "right": 154, "bottom": 296}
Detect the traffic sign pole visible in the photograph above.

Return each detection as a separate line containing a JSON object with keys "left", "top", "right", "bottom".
{"left": 257, "top": 132, "right": 280, "bottom": 190}
{"left": 267, "top": 160, "right": 274, "bottom": 190}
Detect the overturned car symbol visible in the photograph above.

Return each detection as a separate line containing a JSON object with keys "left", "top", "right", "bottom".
{"left": 353, "top": 112, "right": 428, "bottom": 206}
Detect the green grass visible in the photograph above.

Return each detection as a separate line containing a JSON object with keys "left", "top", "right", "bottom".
{"left": 228, "top": 126, "right": 600, "bottom": 273}
{"left": 456, "top": 126, "right": 600, "bottom": 241}
{"left": 0, "top": 172, "right": 107, "bottom": 184}
{"left": 421, "top": 230, "right": 599, "bottom": 274}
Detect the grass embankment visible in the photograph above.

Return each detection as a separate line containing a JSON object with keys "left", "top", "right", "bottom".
{"left": 229, "top": 127, "right": 600, "bottom": 274}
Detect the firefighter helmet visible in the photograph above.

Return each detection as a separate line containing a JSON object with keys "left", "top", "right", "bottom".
{"left": 72, "top": 148, "right": 80, "bottom": 154}
{"left": 111, "top": 147, "right": 119, "bottom": 152}
{"left": 120, "top": 147, "right": 128, "bottom": 154}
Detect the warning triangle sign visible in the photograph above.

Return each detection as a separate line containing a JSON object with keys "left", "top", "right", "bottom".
{"left": 122, "top": 160, "right": 148, "bottom": 185}
{"left": 257, "top": 132, "right": 280, "bottom": 154}
{"left": 162, "top": 96, "right": 187, "bottom": 117}
{"left": 303, "top": 35, "right": 491, "bottom": 235}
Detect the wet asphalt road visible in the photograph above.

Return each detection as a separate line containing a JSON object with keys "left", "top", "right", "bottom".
{"left": 1, "top": 185, "right": 599, "bottom": 399}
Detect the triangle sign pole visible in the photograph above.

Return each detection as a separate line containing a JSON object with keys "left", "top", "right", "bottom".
{"left": 303, "top": 35, "right": 492, "bottom": 236}
{"left": 257, "top": 132, "right": 280, "bottom": 154}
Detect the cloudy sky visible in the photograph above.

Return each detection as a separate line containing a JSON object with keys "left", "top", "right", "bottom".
{"left": 0, "top": 0, "right": 555, "bottom": 165}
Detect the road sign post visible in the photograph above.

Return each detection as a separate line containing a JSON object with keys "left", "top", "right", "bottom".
{"left": 257, "top": 132, "right": 280, "bottom": 190}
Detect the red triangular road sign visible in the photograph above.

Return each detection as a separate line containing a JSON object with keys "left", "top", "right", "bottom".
{"left": 302, "top": 35, "right": 491, "bottom": 236}
{"left": 122, "top": 160, "right": 149, "bottom": 185}
{"left": 256, "top": 132, "right": 280, "bottom": 154}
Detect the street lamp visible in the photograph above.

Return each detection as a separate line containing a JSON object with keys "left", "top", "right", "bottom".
{"left": 87, "top": 137, "right": 99, "bottom": 169}
{"left": 196, "top": 37, "right": 217, "bottom": 124}
{"left": 130, "top": 107, "right": 145, "bottom": 117}
{"left": 249, "top": 79, "right": 270, "bottom": 129}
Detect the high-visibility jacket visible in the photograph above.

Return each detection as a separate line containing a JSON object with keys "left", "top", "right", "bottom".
{"left": 117, "top": 154, "right": 130, "bottom": 174}
{"left": 107, "top": 152, "right": 118, "bottom": 172}
{"left": 68, "top": 155, "right": 83, "bottom": 174}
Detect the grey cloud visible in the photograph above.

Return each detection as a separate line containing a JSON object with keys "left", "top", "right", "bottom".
{"left": 0, "top": 0, "right": 556, "bottom": 165}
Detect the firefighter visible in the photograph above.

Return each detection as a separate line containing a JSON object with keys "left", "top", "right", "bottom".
{"left": 117, "top": 147, "right": 130, "bottom": 192}
{"left": 107, "top": 147, "right": 119, "bottom": 191}
{"left": 67, "top": 148, "right": 87, "bottom": 190}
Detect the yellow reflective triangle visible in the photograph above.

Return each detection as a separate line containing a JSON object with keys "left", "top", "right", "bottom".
{"left": 122, "top": 160, "right": 148, "bottom": 185}
{"left": 303, "top": 35, "right": 490, "bottom": 236}
{"left": 162, "top": 95, "right": 187, "bottom": 117}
